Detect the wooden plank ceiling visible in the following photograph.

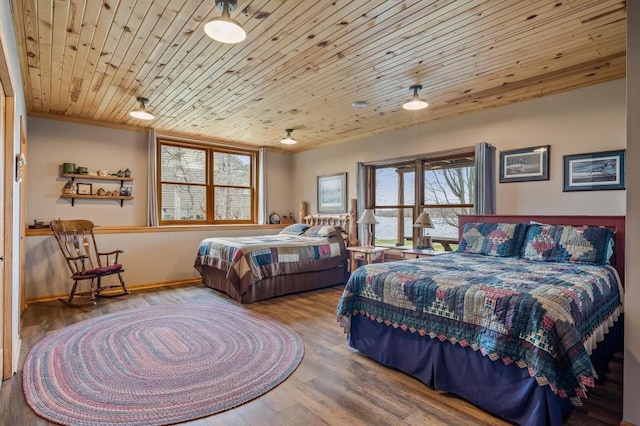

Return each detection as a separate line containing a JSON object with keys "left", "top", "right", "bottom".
{"left": 10, "top": 0, "right": 627, "bottom": 152}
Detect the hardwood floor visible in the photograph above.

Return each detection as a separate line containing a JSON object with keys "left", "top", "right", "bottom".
{"left": 0, "top": 284, "right": 623, "bottom": 425}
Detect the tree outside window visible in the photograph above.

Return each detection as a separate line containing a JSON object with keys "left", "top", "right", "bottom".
{"left": 158, "top": 141, "right": 256, "bottom": 224}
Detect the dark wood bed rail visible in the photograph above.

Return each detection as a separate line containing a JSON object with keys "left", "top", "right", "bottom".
{"left": 458, "top": 215, "right": 625, "bottom": 286}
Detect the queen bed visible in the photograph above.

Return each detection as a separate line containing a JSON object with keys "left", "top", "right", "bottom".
{"left": 336, "top": 215, "right": 624, "bottom": 425}
{"left": 195, "top": 208, "right": 357, "bottom": 303}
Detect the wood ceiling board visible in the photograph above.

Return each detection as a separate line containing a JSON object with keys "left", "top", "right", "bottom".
{"left": 10, "top": 0, "right": 627, "bottom": 151}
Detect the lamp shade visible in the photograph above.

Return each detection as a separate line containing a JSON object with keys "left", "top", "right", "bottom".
{"left": 280, "top": 129, "right": 297, "bottom": 145}
{"left": 204, "top": 1, "right": 246, "bottom": 44}
{"left": 357, "top": 209, "right": 379, "bottom": 225}
{"left": 129, "top": 97, "right": 154, "bottom": 120}
{"left": 402, "top": 84, "right": 429, "bottom": 110}
{"left": 413, "top": 211, "right": 434, "bottom": 228}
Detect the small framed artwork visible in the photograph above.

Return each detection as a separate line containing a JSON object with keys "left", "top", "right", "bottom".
{"left": 317, "top": 172, "right": 347, "bottom": 214}
{"left": 119, "top": 187, "right": 132, "bottom": 197}
{"left": 499, "top": 145, "right": 550, "bottom": 183}
{"left": 563, "top": 149, "right": 625, "bottom": 192}
{"left": 77, "top": 183, "right": 92, "bottom": 195}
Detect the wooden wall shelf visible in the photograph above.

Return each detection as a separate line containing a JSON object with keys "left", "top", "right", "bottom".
{"left": 60, "top": 173, "right": 133, "bottom": 207}
{"left": 61, "top": 173, "right": 133, "bottom": 181}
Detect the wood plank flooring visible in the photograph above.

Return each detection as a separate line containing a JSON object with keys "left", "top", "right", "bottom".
{"left": 0, "top": 283, "right": 623, "bottom": 425}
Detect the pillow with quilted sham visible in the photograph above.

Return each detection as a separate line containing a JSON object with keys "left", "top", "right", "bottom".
{"left": 279, "top": 223, "right": 310, "bottom": 235}
{"left": 521, "top": 224, "right": 614, "bottom": 265}
{"left": 456, "top": 222, "right": 528, "bottom": 257}
{"left": 302, "top": 225, "right": 338, "bottom": 238}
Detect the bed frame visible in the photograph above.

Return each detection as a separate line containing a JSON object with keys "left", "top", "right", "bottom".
{"left": 200, "top": 200, "right": 358, "bottom": 303}
{"left": 348, "top": 214, "right": 625, "bottom": 425}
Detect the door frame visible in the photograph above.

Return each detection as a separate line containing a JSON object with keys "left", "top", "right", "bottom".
{"left": 0, "top": 36, "right": 17, "bottom": 380}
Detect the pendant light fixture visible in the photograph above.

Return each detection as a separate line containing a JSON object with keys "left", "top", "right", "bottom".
{"left": 204, "top": 1, "right": 246, "bottom": 44}
{"left": 129, "top": 97, "right": 155, "bottom": 120}
{"left": 402, "top": 84, "right": 429, "bottom": 110}
{"left": 280, "top": 129, "right": 297, "bottom": 145}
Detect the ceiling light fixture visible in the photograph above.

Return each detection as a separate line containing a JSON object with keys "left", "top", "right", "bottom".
{"left": 129, "top": 97, "right": 155, "bottom": 120}
{"left": 280, "top": 128, "right": 297, "bottom": 145}
{"left": 204, "top": 1, "right": 246, "bottom": 44}
{"left": 402, "top": 84, "right": 429, "bottom": 110}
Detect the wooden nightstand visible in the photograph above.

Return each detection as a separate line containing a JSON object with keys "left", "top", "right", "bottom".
{"left": 347, "top": 246, "right": 390, "bottom": 271}
{"left": 401, "top": 248, "right": 443, "bottom": 259}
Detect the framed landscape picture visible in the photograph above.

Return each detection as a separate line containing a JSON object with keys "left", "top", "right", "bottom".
{"left": 317, "top": 172, "right": 347, "bottom": 213}
{"left": 563, "top": 149, "right": 625, "bottom": 192}
{"left": 499, "top": 145, "right": 550, "bottom": 183}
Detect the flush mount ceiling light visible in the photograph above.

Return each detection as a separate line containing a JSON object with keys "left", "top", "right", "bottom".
{"left": 280, "top": 128, "right": 297, "bottom": 145}
{"left": 402, "top": 84, "right": 429, "bottom": 110}
{"left": 129, "top": 97, "right": 155, "bottom": 120}
{"left": 204, "top": 1, "right": 246, "bottom": 44}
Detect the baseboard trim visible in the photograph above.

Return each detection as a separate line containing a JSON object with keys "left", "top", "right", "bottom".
{"left": 12, "top": 338, "right": 21, "bottom": 374}
{"left": 25, "top": 278, "right": 203, "bottom": 305}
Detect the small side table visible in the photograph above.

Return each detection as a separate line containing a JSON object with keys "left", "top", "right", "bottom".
{"left": 347, "top": 246, "right": 390, "bottom": 271}
{"left": 402, "top": 248, "right": 442, "bottom": 259}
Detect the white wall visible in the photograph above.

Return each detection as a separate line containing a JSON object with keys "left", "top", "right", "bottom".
{"left": 26, "top": 117, "right": 294, "bottom": 225}
{"left": 624, "top": 2, "right": 640, "bottom": 424}
{"left": 25, "top": 227, "right": 278, "bottom": 300}
{"left": 291, "top": 79, "right": 626, "bottom": 216}
{"left": 27, "top": 118, "right": 148, "bottom": 225}
{"left": 1, "top": 0, "right": 29, "bottom": 374}
{"left": 24, "top": 118, "right": 293, "bottom": 299}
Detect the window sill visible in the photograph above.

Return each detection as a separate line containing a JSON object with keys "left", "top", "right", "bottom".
{"left": 26, "top": 223, "right": 285, "bottom": 237}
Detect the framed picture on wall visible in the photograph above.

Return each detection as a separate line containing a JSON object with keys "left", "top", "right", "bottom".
{"left": 499, "top": 145, "right": 550, "bottom": 183}
{"left": 563, "top": 149, "right": 625, "bottom": 192}
{"left": 77, "top": 183, "right": 92, "bottom": 195}
{"left": 317, "top": 172, "right": 347, "bottom": 213}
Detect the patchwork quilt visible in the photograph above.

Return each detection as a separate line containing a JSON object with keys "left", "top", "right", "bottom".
{"left": 336, "top": 253, "right": 623, "bottom": 405}
{"left": 195, "top": 234, "right": 347, "bottom": 294}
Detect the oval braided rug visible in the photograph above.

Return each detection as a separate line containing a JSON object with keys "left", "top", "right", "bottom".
{"left": 23, "top": 302, "right": 304, "bottom": 425}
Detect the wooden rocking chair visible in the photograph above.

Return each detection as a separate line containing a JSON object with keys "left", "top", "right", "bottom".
{"left": 50, "top": 219, "right": 130, "bottom": 307}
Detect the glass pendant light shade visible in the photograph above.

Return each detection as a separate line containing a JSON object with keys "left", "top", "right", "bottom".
{"left": 402, "top": 84, "right": 429, "bottom": 110}
{"left": 129, "top": 97, "right": 155, "bottom": 120}
{"left": 280, "top": 129, "right": 297, "bottom": 145}
{"left": 204, "top": 1, "right": 246, "bottom": 44}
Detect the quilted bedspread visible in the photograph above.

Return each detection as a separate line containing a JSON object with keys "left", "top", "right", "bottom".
{"left": 195, "top": 234, "right": 347, "bottom": 293}
{"left": 336, "top": 253, "right": 623, "bottom": 405}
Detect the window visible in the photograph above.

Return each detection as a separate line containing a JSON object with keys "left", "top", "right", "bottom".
{"left": 158, "top": 139, "right": 257, "bottom": 224}
{"left": 366, "top": 149, "right": 475, "bottom": 248}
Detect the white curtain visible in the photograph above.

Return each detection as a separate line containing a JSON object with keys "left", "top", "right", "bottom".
{"left": 258, "top": 147, "right": 267, "bottom": 224}
{"left": 356, "top": 162, "right": 366, "bottom": 245}
{"left": 474, "top": 142, "right": 496, "bottom": 215}
{"left": 147, "top": 129, "right": 159, "bottom": 226}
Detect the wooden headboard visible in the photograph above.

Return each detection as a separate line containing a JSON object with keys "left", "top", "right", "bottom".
{"left": 299, "top": 199, "right": 358, "bottom": 247}
{"left": 458, "top": 215, "right": 625, "bottom": 285}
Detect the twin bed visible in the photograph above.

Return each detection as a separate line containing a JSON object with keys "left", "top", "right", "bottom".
{"left": 194, "top": 212, "right": 624, "bottom": 425}
{"left": 337, "top": 214, "right": 624, "bottom": 425}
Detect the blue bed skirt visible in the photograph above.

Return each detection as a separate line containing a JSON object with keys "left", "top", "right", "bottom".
{"left": 348, "top": 314, "right": 623, "bottom": 426}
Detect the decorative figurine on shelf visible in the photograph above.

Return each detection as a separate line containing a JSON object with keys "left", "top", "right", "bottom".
{"left": 63, "top": 181, "right": 77, "bottom": 195}
{"left": 124, "top": 168, "right": 131, "bottom": 178}
{"left": 96, "top": 187, "right": 106, "bottom": 196}
{"left": 117, "top": 170, "right": 124, "bottom": 177}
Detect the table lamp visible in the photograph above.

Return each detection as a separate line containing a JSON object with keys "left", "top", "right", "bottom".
{"left": 357, "top": 209, "right": 379, "bottom": 247}
{"left": 413, "top": 210, "right": 435, "bottom": 249}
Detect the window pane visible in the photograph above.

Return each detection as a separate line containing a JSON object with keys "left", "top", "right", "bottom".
{"left": 161, "top": 146, "right": 206, "bottom": 184}
{"left": 375, "top": 166, "right": 414, "bottom": 206}
{"left": 161, "top": 184, "right": 206, "bottom": 220}
{"left": 214, "top": 153, "right": 251, "bottom": 186}
{"left": 214, "top": 187, "right": 252, "bottom": 220}
{"left": 424, "top": 166, "right": 475, "bottom": 205}
{"left": 372, "top": 208, "right": 413, "bottom": 247}
{"left": 423, "top": 206, "right": 473, "bottom": 240}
